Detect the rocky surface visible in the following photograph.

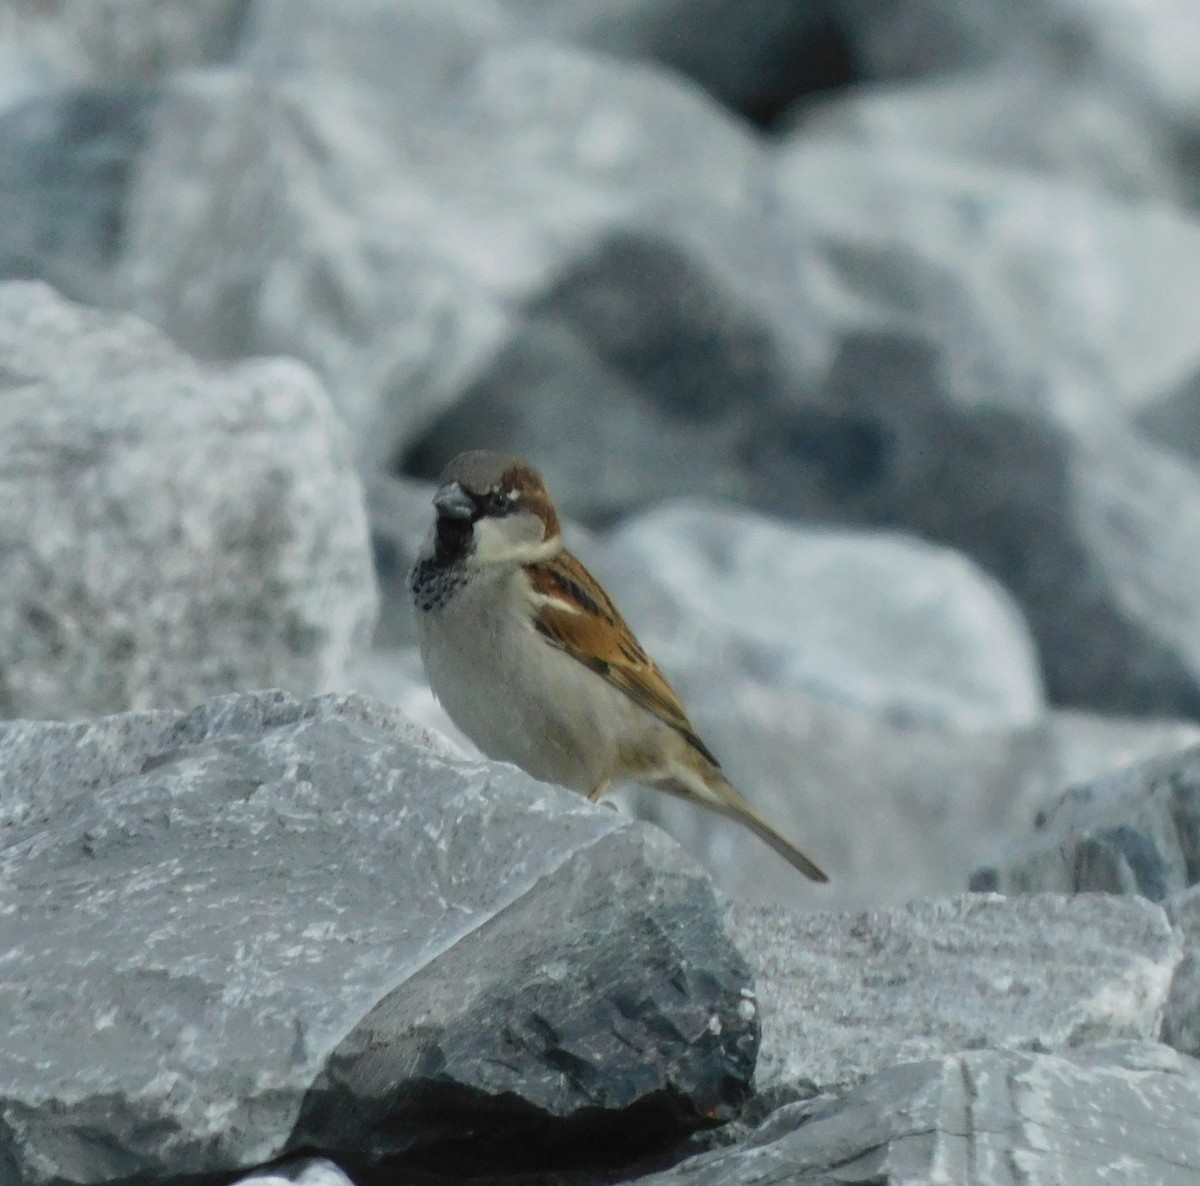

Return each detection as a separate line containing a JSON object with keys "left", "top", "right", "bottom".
{"left": 794, "top": 66, "right": 1185, "bottom": 202}
{"left": 0, "top": 690, "right": 756, "bottom": 1185}
{"left": 116, "top": 40, "right": 762, "bottom": 466}
{"left": 1165, "top": 886, "right": 1200, "bottom": 1059}
{"left": 729, "top": 894, "right": 1180, "bottom": 1092}
{"left": 0, "top": 281, "right": 377, "bottom": 720}
{"left": 829, "top": 0, "right": 1200, "bottom": 137}
{"left": 0, "top": 1, "right": 245, "bottom": 105}
{"left": 639, "top": 1042, "right": 1200, "bottom": 1185}
{"left": 763, "top": 141, "right": 1200, "bottom": 719}
{"left": 0, "top": 88, "right": 158, "bottom": 306}
{"left": 973, "top": 742, "right": 1200, "bottom": 900}
{"left": 769, "top": 140, "right": 1200, "bottom": 420}
{"left": 3, "top": 2, "right": 1200, "bottom": 1183}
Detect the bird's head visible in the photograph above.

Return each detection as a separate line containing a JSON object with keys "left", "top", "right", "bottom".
{"left": 427, "top": 450, "right": 562, "bottom": 569}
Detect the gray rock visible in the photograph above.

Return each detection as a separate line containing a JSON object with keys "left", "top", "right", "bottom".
{"left": 0, "top": 45, "right": 61, "bottom": 118}
{"left": 0, "top": 0, "right": 246, "bottom": 90}
{"left": 400, "top": 203, "right": 827, "bottom": 518}
{"left": 1028, "top": 711, "right": 1200, "bottom": 820}
{"left": 833, "top": 0, "right": 1200, "bottom": 133}
{"left": 0, "top": 281, "right": 377, "bottom": 719}
{"left": 1165, "top": 886, "right": 1200, "bottom": 1058}
{"left": 593, "top": 500, "right": 1043, "bottom": 730}
{"left": 972, "top": 743, "right": 1200, "bottom": 900}
{"left": 0, "top": 690, "right": 757, "bottom": 1185}
{"left": 0, "top": 87, "right": 158, "bottom": 304}
{"left": 363, "top": 473, "right": 436, "bottom": 648}
{"left": 794, "top": 67, "right": 1183, "bottom": 203}
{"left": 727, "top": 894, "right": 1180, "bottom": 1092}
{"left": 0, "top": 0, "right": 244, "bottom": 272}
{"left": 641, "top": 1042, "right": 1200, "bottom": 1185}
{"left": 762, "top": 143, "right": 1200, "bottom": 718}
{"left": 117, "top": 42, "right": 761, "bottom": 464}
{"left": 1139, "top": 362, "right": 1200, "bottom": 465}
{"left": 236, "top": 0, "right": 510, "bottom": 102}
{"left": 770, "top": 142, "right": 1200, "bottom": 422}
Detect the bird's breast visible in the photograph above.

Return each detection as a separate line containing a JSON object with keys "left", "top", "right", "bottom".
{"left": 413, "top": 570, "right": 638, "bottom": 791}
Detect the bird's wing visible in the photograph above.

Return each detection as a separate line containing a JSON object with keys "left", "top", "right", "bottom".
{"left": 524, "top": 550, "right": 720, "bottom": 768}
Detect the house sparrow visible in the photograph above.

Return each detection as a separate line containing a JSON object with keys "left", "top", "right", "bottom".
{"left": 408, "top": 450, "right": 828, "bottom": 883}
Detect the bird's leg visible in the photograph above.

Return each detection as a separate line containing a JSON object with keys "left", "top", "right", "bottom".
{"left": 587, "top": 780, "right": 611, "bottom": 803}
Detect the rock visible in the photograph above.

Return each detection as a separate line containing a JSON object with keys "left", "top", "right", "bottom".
{"left": 363, "top": 473, "right": 436, "bottom": 648}
{"left": 833, "top": 0, "right": 1200, "bottom": 134}
{"left": 793, "top": 67, "right": 1183, "bottom": 203}
{"left": 399, "top": 204, "right": 826, "bottom": 519}
{"left": 0, "top": 1, "right": 246, "bottom": 91}
{"left": 236, "top": 0, "right": 509, "bottom": 103}
{"left": 0, "top": 88, "right": 158, "bottom": 304}
{"left": 232, "top": 1160, "right": 355, "bottom": 1186}
{"left": 1024, "top": 711, "right": 1200, "bottom": 835}
{"left": 639, "top": 1042, "right": 1200, "bottom": 1185}
{"left": 761, "top": 143, "right": 1200, "bottom": 719}
{"left": 972, "top": 743, "right": 1200, "bottom": 900}
{"left": 592, "top": 500, "right": 1044, "bottom": 731}
{"left": 0, "top": 690, "right": 757, "bottom": 1185}
{"left": 1165, "top": 886, "right": 1200, "bottom": 1058}
{"left": 769, "top": 142, "right": 1200, "bottom": 421}
{"left": 0, "top": 45, "right": 59, "bottom": 117}
{"left": 0, "top": 281, "right": 377, "bottom": 719}
{"left": 727, "top": 894, "right": 1180, "bottom": 1092}
{"left": 0, "top": 5, "right": 245, "bottom": 296}
{"left": 117, "top": 42, "right": 761, "bottom": 465}
{"left": 1139, "top": 362, "right": 1200, "bottom": 465}
{"left": 503, "top": 0, "right": 847, "bottom": 123}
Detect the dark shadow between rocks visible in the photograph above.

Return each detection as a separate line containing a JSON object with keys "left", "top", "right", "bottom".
{"left": 295, "top": 1081, "right": 725, "bottom": 1184}
{"left": 621, "top": 3, "right": 861, "bottom": 129}
{"left": 742, "top": 20, "right": 861, "bottom": 129}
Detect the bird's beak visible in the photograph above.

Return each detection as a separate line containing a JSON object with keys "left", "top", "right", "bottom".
{"left": 433, "top": 482, "right": 476, "bottom": 521}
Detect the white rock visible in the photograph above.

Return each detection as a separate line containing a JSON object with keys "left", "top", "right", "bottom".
{"left": 0, "top": 281, "right": 377, "bottom": 718}
{"left": 599, "top": 500, "right": 1044, "bottom": 730}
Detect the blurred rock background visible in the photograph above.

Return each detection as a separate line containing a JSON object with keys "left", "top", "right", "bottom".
{"left": 3, "top": 0, "right": 1200, "bottom": 909}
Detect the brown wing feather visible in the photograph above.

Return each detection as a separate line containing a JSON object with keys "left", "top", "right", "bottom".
{"left": 526, "top": 551, "right": 720, "bottom": 768}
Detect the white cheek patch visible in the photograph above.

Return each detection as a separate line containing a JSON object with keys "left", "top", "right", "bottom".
{"left": 471, "top": 512, "right": 555, "bottom": 566}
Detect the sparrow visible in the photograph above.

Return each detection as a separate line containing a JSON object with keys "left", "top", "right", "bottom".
{"left": 408, "top": 450, "right": 828, "bottom": 883}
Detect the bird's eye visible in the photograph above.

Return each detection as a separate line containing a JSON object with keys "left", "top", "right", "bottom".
{"left": 487, "top": 489, "right": 518, "bottom": 516}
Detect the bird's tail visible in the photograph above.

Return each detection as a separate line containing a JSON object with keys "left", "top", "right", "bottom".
{"left": 657, "top": 766, "right": 829, "bottom": 884}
